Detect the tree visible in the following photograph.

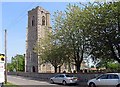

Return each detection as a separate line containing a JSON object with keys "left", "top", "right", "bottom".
{"left": 107, "top": 62, "right": 120, "bottom": 72}
{"left": 96, "top": 58, "right": 114, "bottom": 69}
{"left": 45, "top": 44, "right": 66, "bottom": 73}
{"left": 7, "top": 63, "right": 14, "bottom": 71}
{"left": 8, "top": 54, "right": 25, "bottom": 72}
{"left": 54, "top": 2, "right": 120, "bottom": 73}
{"left": 55, "top": 4, "right": 93, "bottom": 72}
{"left": 34, "top": 28, "right": 66, "bottom": 73}
{"left": 86, "top": 2, "right": 120, "bottom": 63}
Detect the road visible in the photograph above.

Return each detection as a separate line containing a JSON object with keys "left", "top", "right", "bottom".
{"left": 7, "top": 75, "right": 85, "bottom": 87}
{"left": 7, "top": 75, "right": 55, "bottom": 85}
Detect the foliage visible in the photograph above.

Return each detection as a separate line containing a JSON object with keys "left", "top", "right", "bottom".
{"left": 96, "top": 59, "right": 120, "bottom": 72}
{"left": 7, "top": 63, "right": 14, "bottom": 71}
{"left": 86, "top": 2, "right": 120, "bottom": 63}
{"left": 107, "top": 62, "right": 120, "bottom": 71}
{"left": 96, "top": 58, "right": 114, "bottom": 69}
{"left": 55, "top": 4, "right": 93, "bottom": 72}
{"left": 7, "top": 54, "right": 25, "bottom": 72}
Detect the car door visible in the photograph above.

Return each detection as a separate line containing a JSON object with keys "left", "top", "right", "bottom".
{"left": 53, "top": 75, "right": 61, "bottom": 83}
{"left": 95, "top": 74, "right": 108, "bottom": 86}
{"left": 107, "top": 74, "right": 119, "bottom": 85}
{"left": 59, "top": 75, "right": 65, "bottom": 83}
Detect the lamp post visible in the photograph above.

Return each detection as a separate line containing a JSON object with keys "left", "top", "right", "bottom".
{"left": 5, "top": 29, "right": 7, "bottom": 84}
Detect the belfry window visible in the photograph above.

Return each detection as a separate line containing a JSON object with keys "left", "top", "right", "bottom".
{"left": 42, "top": 16, "right": 45, "bottom": 25}
{"left": 32, "top": 16, "right": 35, "bottom": 26}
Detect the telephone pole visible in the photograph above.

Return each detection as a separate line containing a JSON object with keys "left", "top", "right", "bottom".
{"left": 5, "top": 29, "right": 7, "bottom": 84}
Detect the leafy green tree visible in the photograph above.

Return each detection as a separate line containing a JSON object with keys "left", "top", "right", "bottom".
{"left": 107, "top": 62, "right": 120, "bottom": 71}
{"left": 86, "top": 2, "right": 120, "bottom": 63}
{"left": 34, "top": 28, "right": 66, "bottom": 73}
{"left": 54, "top": 4, "right": 93, "bottom": 72}
{"left": 7, "top": 63, "right": 14, "bottom": 71}
{"left": 10, "top": 54, "right": 25, "bottom": 71}
{"left": 96, "top": 58, "right": 114, "bottom": 69}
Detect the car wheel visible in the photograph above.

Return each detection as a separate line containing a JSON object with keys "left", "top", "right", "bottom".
{"left": 116, "top": 84, "right": 120, "bottom": 87}
{"left": 62, "top": 80, "right": 67, "bottom": 85}
{"left": 50, "top": 79, "right": 54, "bottom": 84}
{"left": 89, "top": 82, "right": 96, "bottom": 87}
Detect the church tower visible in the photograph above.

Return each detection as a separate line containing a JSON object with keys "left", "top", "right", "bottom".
{"left": 25, "top": 6, "right": 51, "bottom": 72}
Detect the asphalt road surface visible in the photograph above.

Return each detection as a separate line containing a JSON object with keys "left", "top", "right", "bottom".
{"left": 7, "top": 75, "right": 86, "bottom": 87}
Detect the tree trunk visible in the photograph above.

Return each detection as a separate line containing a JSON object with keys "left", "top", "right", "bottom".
{"left": 116, "top": 45, "right": 120, "bottom": 59}
{"left": 58, "top": 66, "right": 61, "bottom": 73}
{"left": 68, "top": 61, "right": 71, "bottom": 73}
{"left": 54, "top": 66, "right": 57, "bottom": 73}
{"left": 75, "top": 62, "right": 81, "bottom": 73}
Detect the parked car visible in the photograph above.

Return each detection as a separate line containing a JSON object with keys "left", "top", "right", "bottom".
{"left": 50, "top": 74, "right": 78, "bottom": 85}
{"left": 87, "top": 73, "right": 120, "bottom": 87}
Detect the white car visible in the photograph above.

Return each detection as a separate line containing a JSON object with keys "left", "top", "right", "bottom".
{"left": 50, "top": 74, "right": 78, "bottom": 85}
{"left": 87, "top": 73, "right": 120, "bottom": 87}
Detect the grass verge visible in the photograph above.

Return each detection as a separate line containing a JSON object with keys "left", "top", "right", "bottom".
{"left": 3, "top": 82, "right": 19, "bottom": 87}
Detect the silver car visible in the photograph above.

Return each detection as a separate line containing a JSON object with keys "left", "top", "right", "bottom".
{"left": 87, "top": 73, "right": 120, "bottom": 87}
{"left": 50, "top": 74, "right": 78, "bottom": 85}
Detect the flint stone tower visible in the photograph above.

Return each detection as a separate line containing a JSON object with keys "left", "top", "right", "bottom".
{"left": 25, "top": 6, "right": 51, "bottom": 72}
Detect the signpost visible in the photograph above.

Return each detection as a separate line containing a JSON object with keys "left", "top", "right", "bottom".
{"left": 0, "top": 54, "right": 5, "bottom": 86}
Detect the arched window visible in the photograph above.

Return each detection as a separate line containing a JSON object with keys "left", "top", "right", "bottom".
{"left": 32, "top": 66, "right": 35, "bottom": 72}
{"left": 32, "top": 16, "right": 35, "bottom": 26}
{"left": 42, "top": 16, "right": 45, "bottom": 25}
